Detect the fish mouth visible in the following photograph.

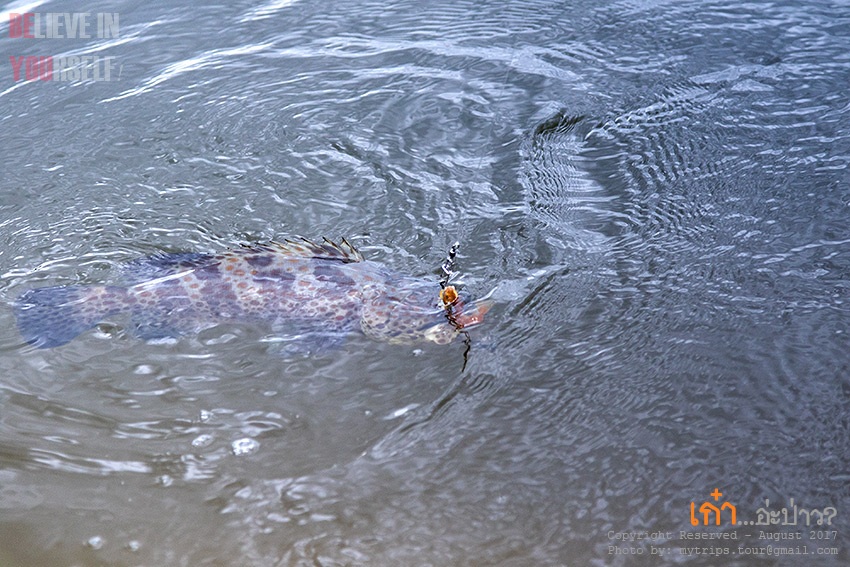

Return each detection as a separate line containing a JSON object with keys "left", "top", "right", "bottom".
{"left": 447, "top": 297, "right": 493, "bottom": 329}
{"left": 417, "top": 297, "right": 492, "bottom": 344}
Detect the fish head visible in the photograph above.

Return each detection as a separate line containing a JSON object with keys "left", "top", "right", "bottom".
{"left": 360, "top": 281, "right": 492, "bottom": 344}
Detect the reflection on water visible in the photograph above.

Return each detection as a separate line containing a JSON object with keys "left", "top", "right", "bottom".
{"left": 1, "top": 0, "right": 849, "bottom": 564}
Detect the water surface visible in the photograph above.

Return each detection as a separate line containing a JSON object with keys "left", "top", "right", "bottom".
{"left": 1, "top": 0, "right": 849, "bottom": 565}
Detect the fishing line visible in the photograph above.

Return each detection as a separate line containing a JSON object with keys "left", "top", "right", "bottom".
{"left": 437, "top": 240, "right": 472, "bottom": 371}
{"left": 435, "top": 35, "right": 517, "bottom": 372}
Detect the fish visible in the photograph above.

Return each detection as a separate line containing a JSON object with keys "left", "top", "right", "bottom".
{"left": 13, "top": 237, "right": 492, "bottom": 349}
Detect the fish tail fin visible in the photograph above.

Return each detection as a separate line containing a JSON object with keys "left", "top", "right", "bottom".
{"left": 13, "top": 285, "right": 125, "bottom": 348}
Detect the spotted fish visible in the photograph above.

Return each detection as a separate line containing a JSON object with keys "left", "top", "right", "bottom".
{"left": 13, "top": 238, "right": 491, "bottom": 349}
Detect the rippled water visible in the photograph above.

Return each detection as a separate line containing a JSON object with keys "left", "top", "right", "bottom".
{"left": 1, "top": 0, "right": 849, "bottom": 565}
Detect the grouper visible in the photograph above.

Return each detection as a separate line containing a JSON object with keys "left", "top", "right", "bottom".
{"left": 13, "top": 238, "right": 491, "bottom": 349}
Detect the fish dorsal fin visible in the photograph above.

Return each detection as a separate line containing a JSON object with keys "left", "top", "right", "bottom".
{"left": 260, "top": 237, "right": 364, "bottom": 263}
